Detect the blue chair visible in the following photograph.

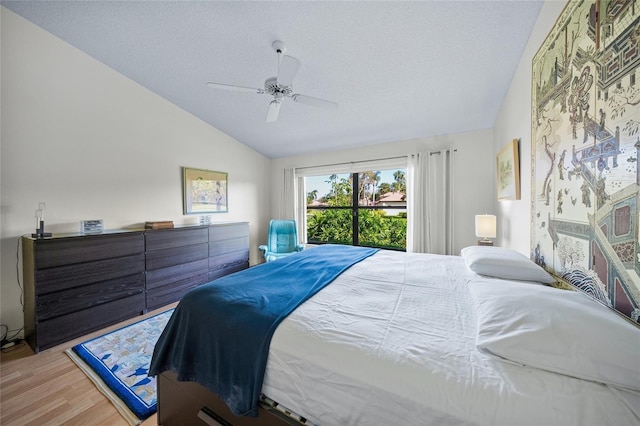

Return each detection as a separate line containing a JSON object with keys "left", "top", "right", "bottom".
{"left": 259, "top": 219, "right": 304, "bottom": 262}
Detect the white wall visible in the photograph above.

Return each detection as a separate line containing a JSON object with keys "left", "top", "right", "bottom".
{"left": 271, "top": 128, "right": 496, "bottom": 254}
{"left": 0, "top": 9, "right": 272, "bottom": 334}
{"left": 493, "top": 0, "right": 568, "bottom": 255}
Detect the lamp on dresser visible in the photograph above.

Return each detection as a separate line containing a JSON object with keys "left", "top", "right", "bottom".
{"left": 475, "top": 214, "right": 496, "bottom": 246}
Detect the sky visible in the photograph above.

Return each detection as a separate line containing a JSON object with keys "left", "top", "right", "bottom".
{"left": 305, "top": 169, "right": 404, "bottom": 199}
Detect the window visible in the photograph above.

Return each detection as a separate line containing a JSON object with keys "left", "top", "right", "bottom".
{"left": 305, "top": 169, "right": 407, "bottom": 250}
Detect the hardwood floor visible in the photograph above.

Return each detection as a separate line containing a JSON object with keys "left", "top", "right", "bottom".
{"left": 0, "top": 303, "right": 177, "bottom": 426}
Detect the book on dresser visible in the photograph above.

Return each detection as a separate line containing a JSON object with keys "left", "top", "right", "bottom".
{"left": 22, "top": 222, "right": 249, "bottom": 353}
{"left": 145, "top": 221, "right": 174, "bottom": 229}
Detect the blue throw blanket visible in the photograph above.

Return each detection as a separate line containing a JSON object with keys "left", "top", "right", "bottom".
{"left": 149, "top": 244, "right": 378, "bottom": 417}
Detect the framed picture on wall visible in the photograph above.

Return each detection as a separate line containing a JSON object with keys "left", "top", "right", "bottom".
{"left": 496, "top": 139, "right": 520, "bottom": 201}
{"left": 183, "top": 167, "right": 228, "bottom": 214}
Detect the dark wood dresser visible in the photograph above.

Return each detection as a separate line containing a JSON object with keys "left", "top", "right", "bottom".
{"left": 22, "top": 222, "right": 249, "bottom": 353}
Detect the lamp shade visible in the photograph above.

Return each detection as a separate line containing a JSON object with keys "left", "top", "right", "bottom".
{"left": 475, "top": 214, "right": 496, "bottom": 239}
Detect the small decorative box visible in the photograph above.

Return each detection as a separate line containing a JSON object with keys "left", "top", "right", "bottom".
{"left": 81, "top": 220, "right": 104, "bottom": 234}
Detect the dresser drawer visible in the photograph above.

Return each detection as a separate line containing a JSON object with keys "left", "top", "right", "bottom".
{"left": 146, "top": 274, "right": 208, "bottom": 311}
{"left": 36, "top": 273, "right": 145, "bottom": 321}
{"left": 209, "top": 251, "right": 249, "bottom": 280}
{"left": 209, "top": 263, "right": 248, "bottom": 282}
{"left": 35, "top": 254, "right": 145, "bottom": 295}
{"left": 209, "top": 223, "right": 249, "bottom": 242}
{"left": 146, "top": 258, "right": 209, "bottom": 290}
{"left": 209, "top": 251, "right": 249, "bottom": 271}
{"left": 35, "top": 293, "right": 146, "bottom": 351}
{"left": 33, "top": 233, "right": 144, "bottom": 269}
{"left": 146, "top": 227, "right": 208, "bottom": 252}
{"left": 146, "top": 243, "right": 209, "bottom": 271}
{"left": 208, "top": 237, "right": 249, "bottom": 257}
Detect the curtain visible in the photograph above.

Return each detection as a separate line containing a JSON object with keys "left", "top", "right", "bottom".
{"left": 407, "top": 153, "right": 428, "bottom": 253}
{"left": 295, "top": 176, "right": 306, "bottom": 243}
{"left": 407, "top": 150, "right": 455, "bottom": 254}
{"left": 281, "top": 167, "right": 307, "bottom": 243}
{"left": 282, "top": 167, "right": 296, "bottom": 220}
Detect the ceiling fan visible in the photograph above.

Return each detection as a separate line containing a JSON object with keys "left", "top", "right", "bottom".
{"left": 206, "top": 41, "right": 338, "bottom": 122}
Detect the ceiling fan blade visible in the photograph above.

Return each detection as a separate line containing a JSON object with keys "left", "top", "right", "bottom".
{"left": 292, "top": 94, "right": 338, "bottom": 109}
{"left": 278, "top": 55, "right": 301, "bottom": 87}
{"left": 265, "top": 100, "right": 282, "bottom": 122}
{"left": 206, "top": 82, "right": 263, "bottom": 94}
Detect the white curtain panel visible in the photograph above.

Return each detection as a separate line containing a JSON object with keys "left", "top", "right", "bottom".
{"left": 295, "top": 176, "right": 307, "bottom": 243}
{"left": 438, "top": 149, "right": 455, "bottom": 255}
{"left": 282, "top": 168, "right": 307, "bottom": 243}
{"left": 282, "top": 167, "right": 296, "bottom": 220}
{"left": 408, "top": 150, "right": 455, "bottom": 254}
{"left": 407, "top": 153, "right": 429, "bottom": 253}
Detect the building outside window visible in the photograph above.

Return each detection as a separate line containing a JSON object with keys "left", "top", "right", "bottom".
{"left": 305, "top": 169, "right": 407, "bottom": 250}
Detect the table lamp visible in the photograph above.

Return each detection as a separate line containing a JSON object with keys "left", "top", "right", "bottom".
{"left": 475, "top": 214, "right": 496, "bottom": 246}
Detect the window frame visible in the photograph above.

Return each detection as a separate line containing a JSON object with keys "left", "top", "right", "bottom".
{"left": 305, "top": 171, "right": 407, "bottom": 250}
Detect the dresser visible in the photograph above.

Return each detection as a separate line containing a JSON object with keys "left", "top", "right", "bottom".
{"left": 22, "top": 222, "right": 249, "bottom": 353}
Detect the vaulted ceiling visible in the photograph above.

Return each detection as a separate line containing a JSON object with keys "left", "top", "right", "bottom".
{"left": 2, "top": 1, "right": 543, "bottom": 158}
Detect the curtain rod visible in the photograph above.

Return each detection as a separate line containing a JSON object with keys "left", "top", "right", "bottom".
{"left": 296, "top": 149, "right": 458, "bottom": 171}
{"left": 297, "top": 155, "right": 408, "bottom": 171}
{"left": 430, "top": 149, "right": 458, "bottom": 156}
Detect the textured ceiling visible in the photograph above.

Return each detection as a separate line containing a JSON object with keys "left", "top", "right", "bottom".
{"left": 2, "top": 1, "right": 543, "bottom": 159}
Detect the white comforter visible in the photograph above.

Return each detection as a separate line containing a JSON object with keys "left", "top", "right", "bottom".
{"left": 261, "top": 250, "right": 639, "bottom": 425}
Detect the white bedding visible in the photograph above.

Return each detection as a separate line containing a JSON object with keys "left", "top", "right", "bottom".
{"left": 261, "top": 250, "right": 640, "bottom": 425}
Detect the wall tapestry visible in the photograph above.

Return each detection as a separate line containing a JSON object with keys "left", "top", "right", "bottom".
{"left": 532, "top": 0, "right": 640, "bottom": 324}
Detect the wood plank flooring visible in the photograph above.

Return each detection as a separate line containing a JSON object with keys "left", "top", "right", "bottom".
{"left": 0, "top": 303, "right": 177, "bottom": 426}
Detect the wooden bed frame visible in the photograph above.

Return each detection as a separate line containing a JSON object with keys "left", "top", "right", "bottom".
{"left": 157, "top": 371, "right": 302, "bottom": 426}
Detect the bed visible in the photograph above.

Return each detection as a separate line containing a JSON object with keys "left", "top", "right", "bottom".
{"left": 149, "top": 244, "right": 640, "bottom": 426}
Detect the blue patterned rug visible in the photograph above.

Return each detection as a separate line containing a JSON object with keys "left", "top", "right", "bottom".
{"left": 65, "top": 309, "right": 174, "bottom": 425}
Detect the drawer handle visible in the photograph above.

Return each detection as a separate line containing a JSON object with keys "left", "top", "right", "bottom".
{"left": 197, "top": 406, "right": 231, "bottom": 426}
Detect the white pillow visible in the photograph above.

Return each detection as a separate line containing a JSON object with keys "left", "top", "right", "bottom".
{"left": 460, "top": 245, "right": 555, "bottom": 284}
{"left": 469, "top": 280, "right": 640, "bottom": 391}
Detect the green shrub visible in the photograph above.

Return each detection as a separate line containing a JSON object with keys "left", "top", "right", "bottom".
{"left": 307, "top": 209, "right": 406, "bottom": 250}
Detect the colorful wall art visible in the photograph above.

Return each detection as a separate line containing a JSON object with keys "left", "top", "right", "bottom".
{"left": 532, "top": 0, "right": 640, "bottom": 323}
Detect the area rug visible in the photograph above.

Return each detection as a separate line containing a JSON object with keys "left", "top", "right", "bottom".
{"left": 65, "top": 309, "right": 174, "bottom": 425}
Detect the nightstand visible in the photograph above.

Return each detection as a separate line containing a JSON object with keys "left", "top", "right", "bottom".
{"left": 477, "top": 240, "right": 494, "bottom": 246}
